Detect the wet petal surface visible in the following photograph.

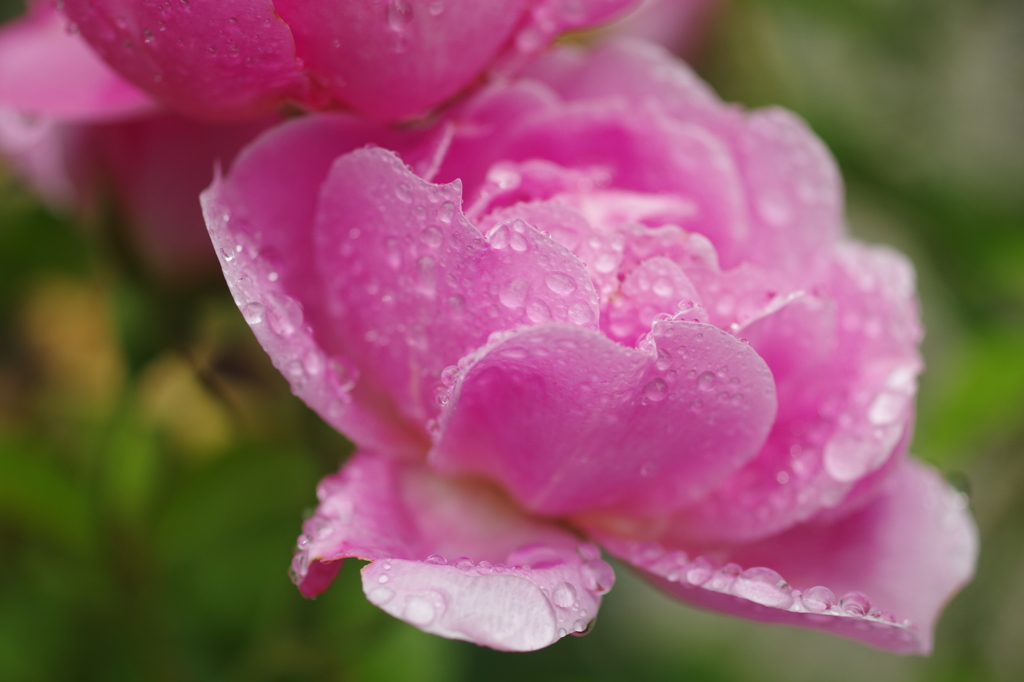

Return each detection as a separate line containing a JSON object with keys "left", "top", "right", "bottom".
{"left": 292, "top": 453, "right": 613, "bottom": 651}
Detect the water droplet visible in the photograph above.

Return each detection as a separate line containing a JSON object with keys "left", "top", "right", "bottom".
{"left": 476, "top": 561, "right": 493, "bottom": 575}
{"left": 499, "top": 277, "right": 529, "bottom": 308}
{"left": 656, "top": 348, "right": 672, "bottom": 371}
{"left": 545, "top": 272, "right": 577, "bottom": 295}
{"left": 510, "top": 232, "right": 529, "bottom": 252}
{"left": 644, "top": 378, "right": 668, "bottom": 402}
{"left": 697, "top": 371, "right": 715, "bottom": 391}
{"left": 428, "top": 1, "right": 445, "bottom": 16}
{"left": 387, "top": 0, "right": 414, "bottom": 31}
{"left": 731, "top": 567, "right": 793, "bottom": 608}
{"left": 378, "top": 574, "right": 390, "bottom": 584}
{"left": 420, "top": 225, "right": 444, "bottom": 248}
{"left": 581, "top": 559, "right": 615, "bottom": 594}
{"left": 685, "top": 557, "right": 715, "bottom": 586}
{"left": 143, "top": 28, "right": 154, "bottom": 43}
{"left": 568, "top": 302, "right": 594, "bottom": 326}
{"left": 417, "top": 256, "right": 437, "bottom": 295}
{"left": 425, "top": 554, "right": 447, "bottom": 565}
{"left": 526, "top": 299, "right": 551, "bottom": 323}
{"left": 840, "top": 591, "right": 871, "bottom": 616}
{"left": 487, "top": 223, "right": 511, "bottom": 249}
{"left": 573, "top": 619, "right": 588, "bottom": 633}
{"left": 440, "top": 365, "right": 458, "bottom": 386}
{"left": 403, "top": 595, "right": 436, "bottom": 625}
{"left": 552, "top": 582, "right": 577, "bottom": 608}
{"left": 395, "top": 182, "right": 412, "bottom": 202}
{"left": 455, "top": 557, "right": 473, "bottom": 570}
{"left": 437, "top": 201, "right": 455, "bottom": 224}
{"left": 367, "top": 586, "right": 394, "bottom": 605}
{"left": 242, "top": 302, "right": 265, "bottom": 324}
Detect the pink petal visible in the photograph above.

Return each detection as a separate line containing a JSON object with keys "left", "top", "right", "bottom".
{"left": 292, "top": 452, "right": 614, "bottom": 651}
{"left": 0, "top": 110, "right": 82, "bottom": 206}
{"left": 527, "top": 40, "right": 843, "bottom": 274}
{"left": 431, "top": 320, "right": 776, "bottom": 517}
{"left": 274, "top": 0, "right": 531, "bottom": 121}
{"left": 202, "top": 114, "right": 453, "bottom": 457}
{"left": 603, "top": 257, "right": 705, "bottom": 345}
{"left": 599, "top": 459, "right": 977, "bottom": 654}
{"left": 311, "top": 146, "right": 600, "bottom": 434}
{"left": 0, "top": 4, "right": 155, "bottom": 121}
{"left": 659, "top": 243, "right": 923, "bottom": 546}
{"left": 61, "top": 0, "right": 305, "bottom": 121}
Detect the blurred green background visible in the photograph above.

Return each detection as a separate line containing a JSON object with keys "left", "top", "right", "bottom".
{"left": 1, "top": 0, "right": 1022, "bottom": 680}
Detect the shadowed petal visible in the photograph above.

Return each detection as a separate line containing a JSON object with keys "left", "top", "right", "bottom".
{"left": 292, "top": 453, "right": 614, "bottom": 651}
{"left": 598, "top": 459, "right": 977, "bottom": 654}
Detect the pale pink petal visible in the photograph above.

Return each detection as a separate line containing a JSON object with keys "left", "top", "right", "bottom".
{"left": 600, "top": 459, "right": 977, "bottom": 654}
{"left": 202, "top": 114, "right": 453, "bottom": 457}
{"left": 527, "top": 40, "right": 843, "bottom": 275}
{"left": 61, "top": 0, "right": 305, "bottom": 121}
{"left": 311, "top": 147, "right": 599, "bottom": 433}
{"left": 292, "top": 452, "right": 614, "bottom": 651}
{"left": 0, "top": 109, "right": 82, "bottom": 206}
{"left": 0, "top": 4, "right": 155, "bottom": 121}
{"left": 431, "top": 320, "right": 776, "bottom": 517}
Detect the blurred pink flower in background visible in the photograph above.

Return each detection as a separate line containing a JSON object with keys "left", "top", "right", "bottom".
{"left": 59, "top": 0, "right": 639, "bottom": 122}
{"left": 0, "top": 4, "right": 279, "bottom": 281}
{"left": 203, "top": 38, "right": 977, "bottom": 653}
{"left": 611, "top": 0, "right": 720, "bottom": 60}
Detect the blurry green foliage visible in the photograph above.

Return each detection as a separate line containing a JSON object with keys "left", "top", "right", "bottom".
{"left": 1, "top": 0, "right": 1023, "bottom": 681}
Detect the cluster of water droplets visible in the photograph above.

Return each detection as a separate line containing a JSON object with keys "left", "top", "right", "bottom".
{"left": 363, "top": 543, "right": 612, "bottom": 639}
{"left": 623, "top": 542, "right": 914, "bottom": 638}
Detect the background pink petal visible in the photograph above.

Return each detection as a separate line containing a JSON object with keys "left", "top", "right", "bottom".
{"left": 274, "top": 0, "right": 531, "bottom": 121}
{"left": 598, "top": 459, "right": 978, "bottom": 654}
{"left": 292, "top": 452, "right": 613, "bottom": 651}
{"left": 61, "top": 0, "right": 305, "bottom": 121}
{"left": 431, "top": 320, "right": 776, "bottom": 517}
{"left": 0, "top": 3, "right": 155, "bottom": 121}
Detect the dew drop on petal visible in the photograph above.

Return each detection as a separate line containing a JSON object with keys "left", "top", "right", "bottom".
{"left": 242, "top": 302, "right": 265, "bottom": 324}
{"left": 644, "top": 378, "right": 668, "bottom": 402}
{"left": 552, "top": 582, "right": 577, "bottom": 608}
{"left": 367, "top": 586, "right": 395, "bottom": 605}
{"left": 403, "top": 595, "right": 436, "bottom": 625}
{"left": 545, "top": 272, "right": 577, "bottom": 295}
{"left": 802, "top": 586, "right": 836, "bottom": 612}
{"left": 840, "top": 591, "right": 871, "bottom": 616}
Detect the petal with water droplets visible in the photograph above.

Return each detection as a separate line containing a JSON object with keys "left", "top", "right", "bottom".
{"left": 431, "top": 319, "right": 776, "bottom": 516}
{"left": 292, "top": 453, "right": 610, "bottom": 651}
{"left": 597, "top": 459, "right": 977, "bottom": 654}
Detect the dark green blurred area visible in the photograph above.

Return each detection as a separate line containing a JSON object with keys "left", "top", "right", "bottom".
{"left": 2, "top": 0, "right": 1023, "bottom": 680}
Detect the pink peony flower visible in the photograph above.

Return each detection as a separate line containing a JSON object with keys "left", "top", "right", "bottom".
{"left": 202, "top": 39, "right": 977, "bottom": 653}
{"left": 0, "top": 4, "right": 279, "bottom": 280}
{"left": 59, "top": 0, "right": 639, "bottom": 122}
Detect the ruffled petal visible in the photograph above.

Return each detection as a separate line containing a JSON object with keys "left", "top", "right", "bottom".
{"left": 526, "top": 40, "right": 843, "bottom": 275}
{"left": 656, "top": 242, "right": 922, "bottom": 545}
{"left": 431, "top": 320, "right": 776, "bottom": 517}
{"left": 311, "top": 146, "right": 599, "bottom": 436}
{"left": 0, "top": 4, "right": 155, "bottom": 121}
{"left": 292, "top": 452, "right": 614, "bottom": 651}
{"left": 598, "top": 459, "right": 977, "bottom": 654}
{"left": 202, "top": 114, "right": 454, "bottom": 457}
{"left": 62, "top": 0, "right": 305, "bottom": 121}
